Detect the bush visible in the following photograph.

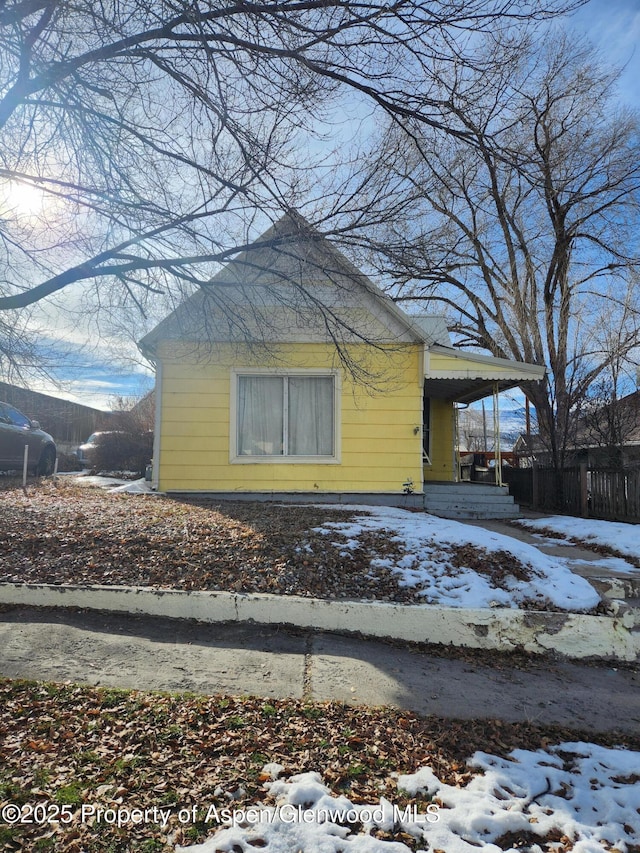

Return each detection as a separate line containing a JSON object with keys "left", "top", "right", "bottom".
{"left": 89, "top": 431, "right": 154, "bottom": 476}
{"left": 56, "top": 451, "right": 84, "bottom": 472}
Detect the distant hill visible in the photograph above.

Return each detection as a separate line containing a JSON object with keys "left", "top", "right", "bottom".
{"left": 458, "top": 403, "right": 532, "bottom": 452}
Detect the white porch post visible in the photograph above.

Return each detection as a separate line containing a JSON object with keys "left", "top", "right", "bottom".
{"left": 453, "top": 403, "right": 460, "bottom": 482}
{"left": 493, "top": 383, "right": 502, "bottom": 487}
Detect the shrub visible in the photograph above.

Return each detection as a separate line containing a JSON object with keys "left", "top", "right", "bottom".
{"left": 89, "top": 431, "right": 153, "bottom": 476}
{"left": 56, "top": 451, "right": 84, "bottom": 472}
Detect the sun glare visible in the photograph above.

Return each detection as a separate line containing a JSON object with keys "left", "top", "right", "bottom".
{"left": 0, "top": 180, "right": 47, "bottom": 219}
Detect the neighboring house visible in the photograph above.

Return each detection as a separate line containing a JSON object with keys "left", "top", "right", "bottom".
{"left": 139, "top": 215, "right": 545, "bottom": 506}
{"left": 514, "top": 392, "right": 640, "bottom": 470}
{"left": 576, "top": 390, "right": 640, "bottom": 469}
{"left": 0, "top": 382, "right": 104, "bottom": 451}
{"left": 513, "top": 433, "right": 547, "bottom": 468}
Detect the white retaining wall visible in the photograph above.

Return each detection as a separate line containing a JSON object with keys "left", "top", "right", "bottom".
{"left": 0, "top": 583, "right": 638, "bottom": 662}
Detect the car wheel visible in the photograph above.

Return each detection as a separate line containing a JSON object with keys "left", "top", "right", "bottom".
{"left": 37, "top": 446, "right": 56, "bottom": 476}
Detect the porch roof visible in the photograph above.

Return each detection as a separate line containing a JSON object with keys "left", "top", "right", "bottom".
{"left": 424, "top": 345, "right": 546, "bottom": 404}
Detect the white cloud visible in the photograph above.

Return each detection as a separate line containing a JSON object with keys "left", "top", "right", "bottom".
{"left": 571, "top": 0, "right": 640, "bottom": 105}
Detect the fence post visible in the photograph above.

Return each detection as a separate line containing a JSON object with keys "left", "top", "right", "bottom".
{"left": 579, "top": 462, "right": 589, "bottom": 518}
{"left": 22, "top": 444, "right": 29, "bottom": 494}
{"left": 532, "top": 462, "right": 538, "bottom": 510}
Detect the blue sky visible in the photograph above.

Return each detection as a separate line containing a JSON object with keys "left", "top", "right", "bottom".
{"left": 28, "top": 0, "right": 640, "bottom": 411}
{"left": 30, "top": 302, "right": 156, "bottom": 411}
{"left": 34, "top": 344, "right": 154, "bottom": 412}
{"left": 572, "top": 0, "right": 640, "bottom": 105}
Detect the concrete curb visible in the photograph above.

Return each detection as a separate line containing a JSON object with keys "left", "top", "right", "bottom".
{"left": 1, "top": 582, "right": 638, "bottom": 662}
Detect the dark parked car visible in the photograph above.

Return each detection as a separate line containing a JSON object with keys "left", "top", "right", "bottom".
{"left": 75, "top": 431, "right": 116, "bottom": 467}
{"left": 0, "top": 401, "right": 57, "bottom": 475}
{"left": 75, "top": 430, "right": 153, "bottom": 475}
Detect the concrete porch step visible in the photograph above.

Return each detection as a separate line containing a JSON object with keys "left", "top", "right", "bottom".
{"left": 424, "top": 496, "right": 517, "bottom": 509}
{"left": 423, "top": 483, "right": 520, "bottom": 520}
{"left": 426, "top": 507, "right": 521, "bottom": 520}
{"left": 424, "top": 483, "right": 511, "bottom": 496}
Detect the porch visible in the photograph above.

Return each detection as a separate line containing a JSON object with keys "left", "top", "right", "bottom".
{"left": 422, "top": 345, "right": 546, "bottom": 518}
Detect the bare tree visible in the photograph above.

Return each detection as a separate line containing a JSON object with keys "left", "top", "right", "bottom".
{"left": 0, "top": 0, "right": 580, "bottom": 378}
{"left": 580, "top": 297, "right": 640, "bottom": 469}
{"left": 364, "top": 33, "right": 640, "bottom": 470}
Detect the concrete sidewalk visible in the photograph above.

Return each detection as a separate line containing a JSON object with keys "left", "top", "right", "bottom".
{"left": 462, "top": 515, "right": 640, "bottom": 600}
{"left": 1, "top": 604, "right": 638, "bottom": 735}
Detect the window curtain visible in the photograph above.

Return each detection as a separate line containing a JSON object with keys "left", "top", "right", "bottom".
{"left": 237, "top": 376, "right": 283, "bottom": 455}
{"left": 288, "top": 376, "right": 334, "bottom": 456}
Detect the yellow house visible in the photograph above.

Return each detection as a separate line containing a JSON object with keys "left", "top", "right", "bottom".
{"left": 139, "top": 215, "right": 545, "bottom": 517}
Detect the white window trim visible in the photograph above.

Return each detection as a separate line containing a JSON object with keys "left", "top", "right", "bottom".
{"left": 151, "top": 362, "right": 162, "bottom": 490}
{"left": 230, "top": 368, "right": 341, "bottom": 464}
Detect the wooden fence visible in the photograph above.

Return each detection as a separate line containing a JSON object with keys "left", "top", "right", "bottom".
{"left": 504, "top": 465, "right": 640, "bottom": 522}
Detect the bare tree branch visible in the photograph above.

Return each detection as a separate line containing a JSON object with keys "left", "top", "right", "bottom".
{"left": 359, "top": 31, "right": 640, "bottom": 468}
{"left": 0, "top": 0, "right": 582, "bottom": 379}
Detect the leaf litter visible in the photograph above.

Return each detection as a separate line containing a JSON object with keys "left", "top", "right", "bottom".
{"left": 0, "top": 481, "right": 598, "bottom": 611}
{"left": 1, "top": 680, "right": 639, "bottom": 852}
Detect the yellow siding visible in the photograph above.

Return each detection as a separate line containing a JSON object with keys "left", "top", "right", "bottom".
{"left": 423, "top": 398, "right": 455, "bottom": 482}
{"left": 155, "top": 342, "right": 427, "bottom": 493}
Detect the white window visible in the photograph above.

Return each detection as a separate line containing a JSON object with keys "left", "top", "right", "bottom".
{"left": 233, "top": 371, "right": 339, "bottom": 462}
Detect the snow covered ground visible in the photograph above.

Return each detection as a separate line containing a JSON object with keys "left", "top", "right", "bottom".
{"left": 110, "top": 477, "right": 156, "bottom": 494}
{"left": 313, "top": 506, "right": 600, "bottom": 611}
{"left": 179, "top": 742, "right": 640, "bottom": 853}
{"left": 516, "top": 516, "right": 640, "bottom": 566}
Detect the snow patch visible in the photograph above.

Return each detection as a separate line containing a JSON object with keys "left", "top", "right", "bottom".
{"left": 313, "top": 505, "right": 600, "bottom": 611}
{"left": 517, "top": 516, "right": 640, "bottom": 565}
{"left": 178, "top": 743, "right": 640, "bottom": 853}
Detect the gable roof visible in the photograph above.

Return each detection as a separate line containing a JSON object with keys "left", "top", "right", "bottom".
{"left": 138, "top": 213, "right": 546, "bottom": 402}
{"left": 139, "top": 214, "right": 432, "bottom": 357}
